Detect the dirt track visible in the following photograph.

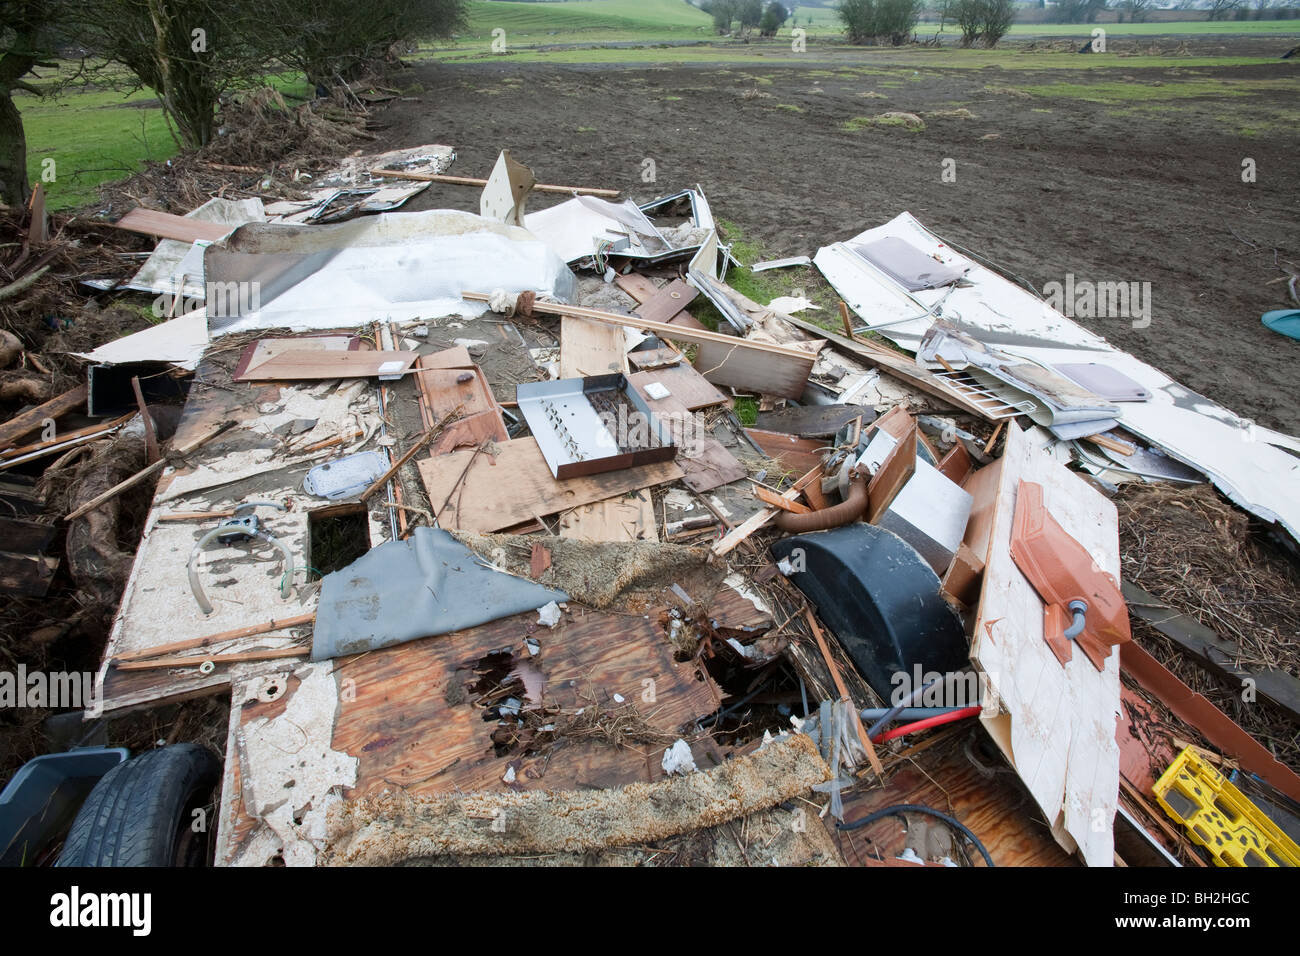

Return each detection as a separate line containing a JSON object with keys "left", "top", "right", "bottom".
{"left": 382, "top": 44, "right": 1300, "bottom": 434}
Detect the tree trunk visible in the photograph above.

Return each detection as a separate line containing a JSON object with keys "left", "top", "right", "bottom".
{"left": 0, "top": 89, "right": 29, "bottom": 208}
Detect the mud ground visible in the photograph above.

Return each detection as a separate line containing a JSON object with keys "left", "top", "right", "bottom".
{"left": 383, "top": 40, "right": 1300, "bottom": 433}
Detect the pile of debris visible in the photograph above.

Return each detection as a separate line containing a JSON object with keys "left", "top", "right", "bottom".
{"left": 4, "top": 142, "right": 1300, "bottom": 870}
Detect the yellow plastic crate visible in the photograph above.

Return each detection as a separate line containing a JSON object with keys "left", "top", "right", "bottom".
{"left": 1153, "top": 746, "right": 1300, "bottom": 867}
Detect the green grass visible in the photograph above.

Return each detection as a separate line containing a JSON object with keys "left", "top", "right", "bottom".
{"left": 17, "top": 69, "right": 315, "bottom": 212}
{"left": 449, "top": 0, "right": 713, "bottom": 46}
{"left": 1019, "top": 75, "right": 1298, "bottom": 103}
{"left": 786, "top": 6, "right": 1300, "bottom": 36}
{"left": 18, "top": 85, "right": 176, "bottom": 211}
{"left": 843, "top": 113, "right": 924, "bottom": 130}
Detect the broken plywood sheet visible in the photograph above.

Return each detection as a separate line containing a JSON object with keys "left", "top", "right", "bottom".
{"left": 417, "top": 437, "right": 683, "bottom": 532}
{"left": 837, "top": 732, "right": 1077, "bottom": 867}
{"left": 217, "top": 605, "right": 724, "bottom": 864}
{"left": 97, "top": 369, "right": 387, "bottom": 713}
{"left": 216, "top": 664, "right": 357, "bottom": 866}
{"left": 558, "top": 490, "right": 658, "bottom": 542}
{"left": 972, "top": 421, "right": 1121, "bottom": 867}
{"left": 628, "top": 365, "right": 729, "bottom": 412}
{"left": 234, "top": 349, "right": 417, "bottom": 382}
{"left": 629, "top": 379, "right": 746, "bottom": 495}
{"left": 559, "top": 316, "right": 629, "bottom": 379}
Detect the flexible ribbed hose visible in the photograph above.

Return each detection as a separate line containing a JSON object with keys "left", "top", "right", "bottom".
{"left": 774, "top": 474, "right": 868, "bottom": 533}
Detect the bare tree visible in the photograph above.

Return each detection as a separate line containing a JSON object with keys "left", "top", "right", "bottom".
{"left": 0, "top": 0, "right": 57, "bottom": 205}
{"left": 1207, "top": 0, "right": 1244, "bottom": 17}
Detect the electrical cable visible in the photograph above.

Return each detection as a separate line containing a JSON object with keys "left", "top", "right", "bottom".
{"left": 837, "top": 803, "right": 996, "bottom": 867}
{"left": 870, "top": 706, "right": 981, "bottom": 744}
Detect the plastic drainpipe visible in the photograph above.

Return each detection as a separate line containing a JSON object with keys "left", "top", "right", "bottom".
{"left": 187, "top": 529, "right": 295, "bottom": 616}
{"left": 187, "top": 526, "right": 226, "bottom": 616}
{"left": 1063, "top": 600, "right": 1088, "bottom": 640}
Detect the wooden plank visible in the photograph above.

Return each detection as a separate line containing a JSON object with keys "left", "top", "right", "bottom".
{"left": 112, "top": 207, "right": 233, "bottom": 243}
{"left": 628, "top": 366, "right": 729, "bottom": 412}
{"left": 779, "top": 313, "right": 999, "bottom": 422}
{"left": 634, "top": 279, "right": 700, "bottom": 326}
{"left": 558, "top": 489, "right": 657, "bottom": 542}
{"left": 0, "top": 552, "right": 58, "bottom": 597}
{"left": 114, "top": 645, "right": 306, "bottom": 671}
{"left": 0, "top": 413, "right": 133, "bottom": 463}
{"left": 234, "top": 350, "right": 417, "bottom": 382}
{"left": 0, "top": 517, "right": 55, "bottom": 553}
{"left": 463, "top": 292, "right": 816, "bottom": 399}
{"left": 430, "top": 410, "right": 509, "bottom": 456}
{"left": 867, "top": 421, "right": 916, "bottom": 524}
{"left": 629, "top": 379, "right": 746, "bottom": 494}
{"left": 417, "top": 345, "right": 473, "bottom": 370}
{"left": 615, "top": 273, "right": 708, "bottom": 330}
{"left": 753, "top": 485, "right": 810, "bottom": 514}
{"left": 370, "top": 166, "right": 619, "bottom": 198}
{"left": 0, "top": 384, "right": 87, "bottom": 451}
{"left": 745, "top": 428, "right": 824, "bottom": 477}
{"left": 417, "top": 438, "right": 683, "bottom": 533}
{"left": 712, "top": 464, "right": 823, "bottom": 557}
{"left": 560, "top": 316, "right": 628, "bottom": 379}
{"left": 112, "top": 612, "right": 315, "bottom": 663}
{"left": 65, "top": 420, "right": 234, "bottom": 521}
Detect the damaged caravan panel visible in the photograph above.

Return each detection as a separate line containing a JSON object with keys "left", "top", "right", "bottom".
{"left": 10, "top": 142, "right": 1300, "bottom": 874}
{"left": 816, "top": 213, "right": 1300, "bottom": 545}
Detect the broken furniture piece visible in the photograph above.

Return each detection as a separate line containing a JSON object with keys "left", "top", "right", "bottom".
{"left": 1010, "top": 479, "right": 1131, "bottom": 671}
{"left": 517, "top": 374, "right": 677, "bottom": 479}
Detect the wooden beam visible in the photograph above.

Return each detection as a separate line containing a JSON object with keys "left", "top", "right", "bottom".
{"left": 803, "top": 608, "right": 884, "bottom": 777}
{"left": 370, "top": 166, "right": 619, "bottom": 198}
{"left": 0, "top": 384, "right": 87, "bottom": 451}
{"left": 65, "top": 419, "right": 234, "bottom": 521}
{"left": 466, "top": 291, "right": 817, "bottom": 399}
{"left": 463, "top": 292, "right": 812, "bottom": 358}
{"left": 777, "top": 313, "right": 999, "bottom": 422}
{"left": 359, "top": 408, "right": 461, "bottom": 502}
{"left": 113, "top": 612, "right": 316, "bottom": 663}
{"left": 114, "top": 645, "right": 307, "bottom": 671}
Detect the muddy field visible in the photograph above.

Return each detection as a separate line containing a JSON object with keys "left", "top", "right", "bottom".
{"left": 385, "top": 41, "right": 1300, "bottom": 434}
